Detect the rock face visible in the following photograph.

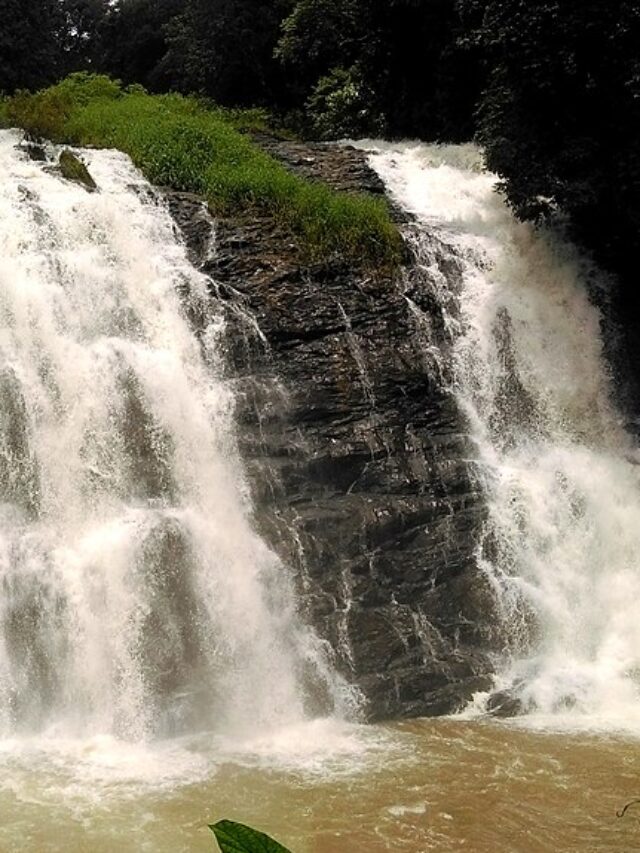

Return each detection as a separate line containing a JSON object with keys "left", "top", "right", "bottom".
{"left": 165, "top": 139, "right": 498, "bottom": 721}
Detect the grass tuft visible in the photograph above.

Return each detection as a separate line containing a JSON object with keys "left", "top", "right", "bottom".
{"left": 5, "top": 73, "right": 401, "bottom": 268}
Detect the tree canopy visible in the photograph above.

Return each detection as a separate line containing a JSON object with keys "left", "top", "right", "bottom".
{"left": 2, "top": 0, "right": 639, "bottom": 291}
{"left": 462, "top": 0, "right": 640, "bottom": 287}
{"left": 1, "top": 0, "right": 478, "bottom": 139}
{"left": 0, "top": 0, "right": 64, "bottom": 92}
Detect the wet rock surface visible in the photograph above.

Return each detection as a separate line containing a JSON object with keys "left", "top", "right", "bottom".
{"left": 486, "top": 690, "right": 525, "bottom": 718}
{"left": 165, "top": 137, "right": 498, "bottom": 720}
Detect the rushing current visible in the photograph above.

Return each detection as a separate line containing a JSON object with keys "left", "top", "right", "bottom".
{"left": 0, "top": 128, "right": 347, "bottom": 744}
{"left": 3, "top": 129, "right": 640, "bottom": 851}
{"left": 362, "top": 141, "right": 640, "bottom": 731}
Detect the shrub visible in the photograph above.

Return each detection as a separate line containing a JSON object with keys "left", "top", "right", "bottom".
{"left": 306, "top": 65, "right": 384, "bottom": 140}
{"left": 6, "top": 75, "right": 401, "bottom": 269}
{"left": 53, "top": 72, "right": 123, "bottom": 105}
{"left": 6, "top": 89, "right": 73, "bottom": 141}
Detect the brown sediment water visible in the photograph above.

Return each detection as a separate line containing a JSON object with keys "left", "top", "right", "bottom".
{"left": 2, "top": 719, "right": 639, "bottom": 852}
{"left": 3, "top": 131, "right": 640, "bottom": 853}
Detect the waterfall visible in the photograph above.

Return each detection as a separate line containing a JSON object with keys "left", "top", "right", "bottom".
{"left": 363, "top": 141, "right": 640, "bottom": 728}
{"left": 0, "top": 129, "right": 344, "bottom": 742}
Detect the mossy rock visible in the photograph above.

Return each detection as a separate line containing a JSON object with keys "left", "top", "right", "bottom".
{"left": 59, "top": 149, "right": 97, "bottom": 192}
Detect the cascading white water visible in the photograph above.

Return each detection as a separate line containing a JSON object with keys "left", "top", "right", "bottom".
{"left": 0, "top": 128, "right": 345, "bottom": 744}
{"left": 362, "top": 141, "right": 640, "bottom": 729}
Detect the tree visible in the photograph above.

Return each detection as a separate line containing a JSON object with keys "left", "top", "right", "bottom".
{"left": 163, "top": 0, "right": 291, "bottom": 105}
{"left": 0, "top": 0, "right": 64, "bottom": 92}
{"left": 277, "top": 0, "right": 482, "bottom": 139}
{"left": 59, "top": 0, "right": 106, "bottom": 74}
{"left": 94, "top": 0, "right": 183, "bottom": 91}
{"left": 460, "top": 0, "right": 640, "bottom": 289}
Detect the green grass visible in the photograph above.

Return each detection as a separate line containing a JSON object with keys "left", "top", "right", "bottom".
{"left": 5, "top": 74, "right": 401, "bottom": 268}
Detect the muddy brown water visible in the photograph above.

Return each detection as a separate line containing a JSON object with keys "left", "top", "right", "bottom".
{"left": 1, "top": 719, "right": 639, "bottom": 852}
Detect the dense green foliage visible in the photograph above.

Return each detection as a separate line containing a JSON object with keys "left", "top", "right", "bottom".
{"left": 209, "top": 819, "right": 292, "bottom": 852}
{"left": 1, "top": 0, "right": 478, "bottom": 140}
{"left": 462, "top": 0, "right": 640, "bottom": 288}
{"left": 163, "top": 0, "right": 291, "bottom": 107}
{"left": 0, "top": 0, "right": 64, "bottom": 92}
{"left": 6, "top": 75, "right": 401, "bottom": 268}
{"left": 96, "top": 0, "right": 190, "bottom": 92}
{"left": 2, "top": 1, "right": 639, "bottom": 290}
{"left": 278, "top": 0, "right": 480, "bottom": 139}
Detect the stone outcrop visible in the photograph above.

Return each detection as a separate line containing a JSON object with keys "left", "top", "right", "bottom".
{"left": 59, "top": 149, "right": 97, "bottom": 192}
{"left": 165, "top": 139, "right": 498, "bottom": 721}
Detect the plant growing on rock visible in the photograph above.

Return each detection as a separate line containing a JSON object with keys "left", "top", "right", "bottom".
{"left": 6, "top": 73, "right": 401, "bottom": 270}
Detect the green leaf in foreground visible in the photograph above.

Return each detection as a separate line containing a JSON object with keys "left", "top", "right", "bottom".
{"left": 209, "top": 819, "right": 293, "bottom": 853}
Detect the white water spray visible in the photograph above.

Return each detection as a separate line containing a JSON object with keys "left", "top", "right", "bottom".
{"left": 363, "top": 141, "right": 640, "bottom": 730}
{"left": 0, "top": 129, "right": 345, "bottom": 744}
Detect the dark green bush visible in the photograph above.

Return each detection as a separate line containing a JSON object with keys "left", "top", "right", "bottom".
{"left": 0, "top": 98, "right": 9, "bottom": 128}
{"left": 6, "top": 89, "right": 73, "bottom": 141}
{"left": 306, "top": 66, "right": 384, "bottom": 140}
{"left": 460, "top": 0, "right": 640, "bottom": 288}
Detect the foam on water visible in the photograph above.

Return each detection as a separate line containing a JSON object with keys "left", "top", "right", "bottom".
{"left": 360, "top": 140, "right": 640, "bottom": 734}
{"left": 0, "top": 129, "right": 356, "bottom": 772}
{"left": 0, "top": 717, "right": 401, "bottom": 805}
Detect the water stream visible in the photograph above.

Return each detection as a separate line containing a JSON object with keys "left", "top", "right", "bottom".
{"left": 1, "top": 130, "right": 640, "bottom": 850}
{"left": 0, "top": 128, "right": 346, "bottom": 745}
{"left": 362, "top": 141, "right": 640, "bottom": 732}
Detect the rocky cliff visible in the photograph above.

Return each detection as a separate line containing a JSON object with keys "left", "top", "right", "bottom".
{"left": 166, "top": 138, "right": 497, "bottom": 721}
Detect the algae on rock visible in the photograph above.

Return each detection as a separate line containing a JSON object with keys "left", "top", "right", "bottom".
{"left": 59, "top": 149, "right": 97, "bottom": 191}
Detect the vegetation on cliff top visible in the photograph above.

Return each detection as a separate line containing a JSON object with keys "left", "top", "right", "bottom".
{"left": 5, "top": 74, "right": 401, "bottom": 269}
{"left": 3, "top": 2, "right": 640, "bottom": 292}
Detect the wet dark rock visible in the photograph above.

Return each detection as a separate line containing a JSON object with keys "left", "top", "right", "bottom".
{"left": 486, "top": 690, "right": 525, "bottom": 718}
{"left": 0, "top": 368, "right": 40, "bottom": 518}
{"left": 165, "top": 137, "right": 499, "bottom": 721}
{"left": 251, "top": 133, "right": 387, "bottom": 197}
{"left": 24, "top": 143, "right": 47, "bottom": 162}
